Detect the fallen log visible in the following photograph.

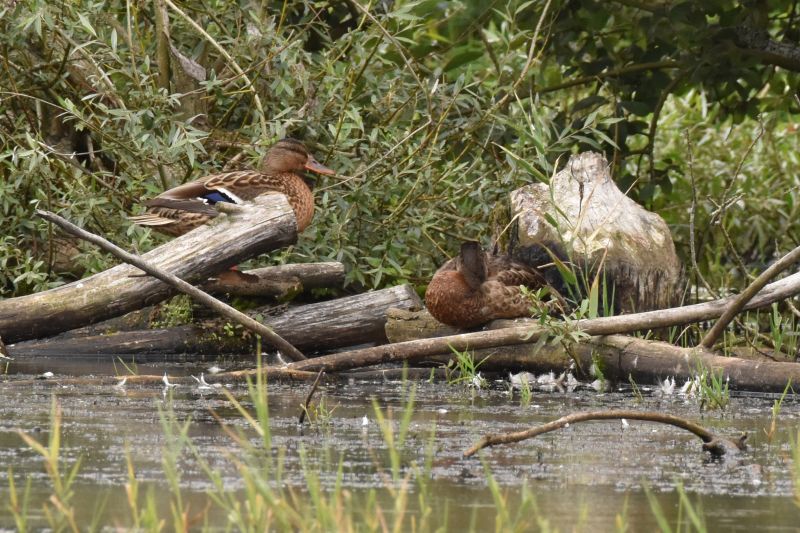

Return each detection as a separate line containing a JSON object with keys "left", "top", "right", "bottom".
{"left": 9, "top": 284, "right": 423, "bottom": 357}
{"left": 387, "top": 312, "right": 800, "bottom": 392}
{"left": 0, "top": 195, "right": 296, "bottom": 344}
{"left": 286, "top": 271, "right": 800, "bottom": 391}
{"left": 203, "top": 262, "right": 346, "bottom": 298}
{"left": 37, "top": 208, "right": 307, "bottom": 360}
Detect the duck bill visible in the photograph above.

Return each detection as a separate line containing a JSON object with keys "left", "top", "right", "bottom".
{"left": 305, "top": 156, "right": 335, "bottom": 176}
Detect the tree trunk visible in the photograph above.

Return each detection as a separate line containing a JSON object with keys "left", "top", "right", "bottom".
{"left": 0, "top": 195, "right": 297, "bottom": 343}
{"left": 10, "top": 284, "right": 422, "bottom": 357}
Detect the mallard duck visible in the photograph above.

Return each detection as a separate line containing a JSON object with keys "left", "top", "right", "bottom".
{"left": 425, "top": 241, "right": 554, "bottom": 328}
{"left": 130, "top": 138, "right": 334, "bottom": 236}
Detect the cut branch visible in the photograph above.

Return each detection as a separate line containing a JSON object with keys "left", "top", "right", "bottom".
{"left": 464, "top": 410, "right": 747, "bottom": 458}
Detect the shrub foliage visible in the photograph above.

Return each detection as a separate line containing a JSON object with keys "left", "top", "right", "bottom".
{"left": 0, "top": 1, "right": 798, "bottom": 298}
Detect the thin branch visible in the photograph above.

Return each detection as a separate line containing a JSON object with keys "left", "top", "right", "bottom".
{"left": 464, "top": 410, "right": 747, "bottom": 458}
{"left": 162, "top": 0, "right": 268, "bottom": 137}
{"left": 701, "top": 243, "right": 800, "bottom": 348}
{"left": 35, "top": 210, "right": 306, "bottom": 361}
{"left": 533, "top": 60, "right": 682, "bottom": 95}
{"left": 298, "top": 370, "right": 325, "bottom": 424}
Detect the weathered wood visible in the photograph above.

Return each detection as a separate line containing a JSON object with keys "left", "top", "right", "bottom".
{"left": 385, "top": 309, "right": 800, "bottom": 392}
{"left": 8, "top": 325, "right": 247, "bottom": 357}
{"left": 256, "top": 284, "right": 423, "bottom": 350}
{"left": 38, "top": 208, "right": 307, "bottom": 360}
{"left": 203, "top": 262, "right": 346, "bottom": 297}
{"left": 498, "top": 151, "right": 681, "bottom": 312}
{"left": 0, "top": 195, "right": 296, "bottom": 344}
{"left": 588, "top": 335, "right": 800, "bottom": 392}
{"left": 289, "top": 272, "right": 800, "bottom": 390}
{"left": 701, "top": 243, "right": 800, "bottom": 348}
{"left": 10, "top": 284, "right": 423, "bottom": 357}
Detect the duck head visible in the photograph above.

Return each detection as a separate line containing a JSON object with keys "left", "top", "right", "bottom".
{"left": 261, "top": 138, "right": 335, "bottom": 183}
{"left": 456, "top": 241, "right": 488, "bottom": 290}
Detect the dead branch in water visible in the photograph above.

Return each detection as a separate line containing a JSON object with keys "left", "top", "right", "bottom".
{"left": 464, "top": 410, "right": 748, "bottom": 458}
{"left": 299, "top": 370, "right": 325, "bottom": 424}
{"left": 36, "top": 209, "right": 306, "bottom": 361}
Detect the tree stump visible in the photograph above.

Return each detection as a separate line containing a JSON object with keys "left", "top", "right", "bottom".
{"left": 497, "top": 152, "right": 681, "bottom": 313}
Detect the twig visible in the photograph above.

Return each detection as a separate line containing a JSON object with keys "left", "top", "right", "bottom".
{"left": 685, "top": 131, "right": 716, "bottom": 302}
{"left": 35, "top": 210, "right": 306, "bottom": 361}
{"left": 464, "top": 410, "right": 747, "bottom": 458}
{"left": 162, "top": 0, "right": 268, "bottom": 137}
{"left": 0, "top": 336, "right": 11, "bottom": 360}
{"left": 701, "top": 243, "right": 800, "bottom": 348}
{"left": 288, "top": 269, "right": 800, "bottom": 373}
{"left": 298, "top": 370, "right": 325, "bottom": 424}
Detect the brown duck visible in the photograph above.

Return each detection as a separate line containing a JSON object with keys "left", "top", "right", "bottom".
{"left": 130, "top": 138, "right": 334, "bottom": 236}
{"left": 425, "top": 241, "right": 552, "bottom": 328}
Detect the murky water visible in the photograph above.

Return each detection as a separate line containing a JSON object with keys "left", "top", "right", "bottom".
{"left": 1, "top": 355, "right": 799, "bottom": 530}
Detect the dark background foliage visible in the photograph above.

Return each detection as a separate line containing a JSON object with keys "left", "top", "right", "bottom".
{"left": 1, "top": 0, "right": 798, "bottom": 300}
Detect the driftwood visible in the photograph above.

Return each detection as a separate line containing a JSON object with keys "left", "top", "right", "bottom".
{"left": 497, "top": 151, "right": 681, "bottom": 312}
{"left": 0, "top": 195, "right": 297, "bottom": 344}
{"left": 203, "top": 262, "right": 345, "bottom": 298}
{"left": 9, "top": 285, "right": 423, "bottom": 357}
{"left": 464, "top": 410, "right": 748, "bottom": 458}
{"left": 36, "top": 208, "right": 306, "bottom": 361}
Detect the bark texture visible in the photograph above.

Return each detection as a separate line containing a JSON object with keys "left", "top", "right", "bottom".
{"left": 499, "top": 151, "right": 681, "bottom": 312}
{"left": 10, "top": 284, "right": 422, "bottom": 356}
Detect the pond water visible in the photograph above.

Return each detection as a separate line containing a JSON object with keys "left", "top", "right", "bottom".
{"left": 1, "top": 355, "right": 799, "bottom": 530}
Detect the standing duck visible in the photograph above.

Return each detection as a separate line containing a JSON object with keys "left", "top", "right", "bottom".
{"left": 425, "top": 241, "right": 556, "bottom": 328}
{"left": 130, "top": 138, "right": 334, "bottom": 236}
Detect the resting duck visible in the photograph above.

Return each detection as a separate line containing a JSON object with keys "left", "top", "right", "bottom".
{"left": 130, "top": 138, "right": 334, "bottom": 236}
{"left": 425, "top": 241, "right": 554, "bottom": 328}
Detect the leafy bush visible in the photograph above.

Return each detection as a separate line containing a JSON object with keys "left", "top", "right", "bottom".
{"left": 1, "top": 0, "right": 798, "bottom": 301}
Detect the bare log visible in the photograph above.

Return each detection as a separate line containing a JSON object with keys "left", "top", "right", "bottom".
{"left": 8, "top": 325, "right": 247, "bottom": 357}
{"left": 262, "top": 284, "right": 422, "bottom": 350}
{"left": 36, "top": 208, "right": 306, "bottom": 360}
{"left": 289, "top": 271, "right": 800, "bottom": 387}
{"left": 203, "top": 262, "right": 346, "bottom": 298}
{"left": 0, "top": 195, "right": 296, "bottom": 344}
{"left": 464, "top": 410, "right": 747, "bottom": 458}
{"left": 9, "top": 285, "right": 423, "bottom": 357}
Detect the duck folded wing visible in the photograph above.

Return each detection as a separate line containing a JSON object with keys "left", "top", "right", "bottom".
{"left": 141, "top": 197, "right": 220, "bottom": 217}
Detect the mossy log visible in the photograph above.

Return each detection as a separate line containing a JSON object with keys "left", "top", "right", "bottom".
{"left": 0, "top": 195, "right": 296, "bottom": 344}
{"left": 495, "top": 151, "right": 681, "bottom": 313}
{"left": 10, "top": 285, "right": 422, "bottom": 357}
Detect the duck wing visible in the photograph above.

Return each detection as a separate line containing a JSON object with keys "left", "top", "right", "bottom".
{"left": 487, "top": 255, "right": 546, "bottom": 289}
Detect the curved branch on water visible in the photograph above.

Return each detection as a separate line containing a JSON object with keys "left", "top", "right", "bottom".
{"left": 464, "top": 410, "right": 747, "bottom": 458}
